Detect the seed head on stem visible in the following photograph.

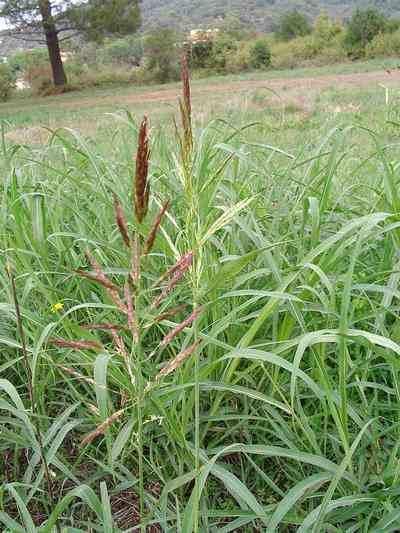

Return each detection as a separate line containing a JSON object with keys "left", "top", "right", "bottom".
{"left": 143, "top": 200, "right": 170, "bottom": 256}
{"left": 134, "top": 116, "right": 150, "bottom": 224}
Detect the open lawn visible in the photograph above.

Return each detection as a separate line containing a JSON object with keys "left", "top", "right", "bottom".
{"left": 1, "top": 59, "right": 400, "bottom": 531}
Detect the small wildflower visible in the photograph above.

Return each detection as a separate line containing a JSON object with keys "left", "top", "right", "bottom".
{"left": 144, "top": 415, "right": 164, "bottom": 426}
{"left": 51, "top": 302, "right": 64, "bottom": 313}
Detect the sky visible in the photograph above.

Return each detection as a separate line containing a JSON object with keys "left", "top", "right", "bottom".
{"left": 0, "top": 0, "right": 79, "bottom": 31}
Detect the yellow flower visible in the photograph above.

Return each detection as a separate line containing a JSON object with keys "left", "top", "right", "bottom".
{"left": 51, "top": 302, "right": 64, "bottom": 313}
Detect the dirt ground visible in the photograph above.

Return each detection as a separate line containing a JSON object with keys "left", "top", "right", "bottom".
{"left": 5, "top": 67, "right": 400, "bottom": 144}
{"left": 57, "top": 68, "right": 400, "bottom": 110}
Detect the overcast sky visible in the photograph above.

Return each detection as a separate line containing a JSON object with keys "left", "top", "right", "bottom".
{"left": 0, "top": 0, "right": 81, "bottom": 30}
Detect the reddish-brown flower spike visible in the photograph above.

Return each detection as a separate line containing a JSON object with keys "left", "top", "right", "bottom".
{"left": 143, "top": 200, "right": 170, "bottom": 255}
{"left": 78, "top": 252, "right": 128, "bottom": 314}
{"left": 180, "top": 53, "right": 193, "bottom": 158}
{"left": 134, "top": 116, "right": 150, "bottom": 224}
{"left": 154, "top": 304, "right": 187, "bottom": 323}
{"left": 58, "top": 365, "right": 96, "bottom": 385}
{"left": 82, "top": 323, "right": 126, "bottom": 331}
{"left": 156, "top": 341, "right": 200, "bottom": 380}
{"left": 161, "top": 307, "right": 203, "bottom": 347}
{"left": 152, "top": 251, "right": 193, "bottom": 308}
{"left": 181, "top": 53, "right": 192, "bottom": 122}
{"left": 110, "top": 327, "right": 136, "bottom": 386}
{"left": 113, "top": 195, "right": 131, "bottom": 248}
{"left": 81, "top": 409, "right": 125, "bottom": 446}
{"left": 124, "top": 282, "right": 139, "bottom": 343}
{"left": 130, "top": 235, "right": 141, "bottom": 286}
{"left": 154, "top": 250, "right": 194, "bottom": 288}
{"left": 49, "top": 338, "right": 102, "bottom": 351}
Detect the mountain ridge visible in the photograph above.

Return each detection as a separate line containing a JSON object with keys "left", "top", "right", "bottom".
{"left": 141, "top": 0, "right": 400, "bottom": 31}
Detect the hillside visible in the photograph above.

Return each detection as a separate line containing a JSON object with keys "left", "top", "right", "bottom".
{"left": 0, "top": 32, "right": 40, "bottom": 59}
{"left": 2, "top": 0, "right": 400, "bottom": 59}
{"left": 141, "top": 0, "right": 400, "bottom": 31}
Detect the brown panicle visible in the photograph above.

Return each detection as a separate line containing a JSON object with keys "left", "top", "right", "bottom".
{"left": 154, "top": 304, "right": 187, "bottom": 323}
{"left": 50, "top": 338, "right": 102, "bottom": 351}
{"left": 58, "top": 365, "right": 96, "bottom": 385}
{"left": 113, "top": 195, "right": 131, "bottom": 248}
{"left": 161, "top": 306, "right": 203, "bottom": 347}
{"left": 110, "top": 327, "right": 136, "bottom": 386}
{"left": 143, "top": 200, "right": 170, "bottom": 256}
{"left": 81, "top": 409, "right": 125, "bottom": 446}
{"left": 156, "top": 341, "right": 200, "bottom": 381}
{"left": 78, "top": 252, "right": 128, "bottom": 314}
{"left": 134, "top": 116, "right": 150, "bottom": 224}
{"left": 130, "top": 235, "right": 141, "bottom": 287}
{"left": 154, "top": 250, "right": 193, "bottom": 288}
{"left": 152, "top": 251, "right": 193, "bottom": 308}
{"left": 124, "top": 282, "right": 139, "bottom": 343}
{"left": 82, "top": 323, "right": 126, "bottom": 331}
{"left": 180, "top": 53, "right": 193, "bottom": 160}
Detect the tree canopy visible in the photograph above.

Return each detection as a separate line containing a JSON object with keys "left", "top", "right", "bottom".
{"left": 276, "top": 10, "right": 312, "bottom": 41}
{"left": 0, "top": 0, "right": 141, "bottom": 86}
{"left": 344, "top": 7, "right": 388, "bottom": 55}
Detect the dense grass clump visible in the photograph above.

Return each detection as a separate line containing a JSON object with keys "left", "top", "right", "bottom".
{"left": 1, "top": 64, "right": 400, "bottom": 532}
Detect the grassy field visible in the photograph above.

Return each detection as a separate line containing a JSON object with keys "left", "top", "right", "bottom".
{"left": 2, "top": 60, "right": 400, "bottom": 531}
{"left": 2, "top": 57, "right": 400, "bottom": 139}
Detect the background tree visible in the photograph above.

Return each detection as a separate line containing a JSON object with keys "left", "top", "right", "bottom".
{"left": 276, "top": 10, "right": 312, "bottom": 41}
{"left": 0, "top": 0, "right": 142, "bottom": 87}
{"left": 314, "top": 10, "right": 343, "bottom": 43}
{"left": 344, "top": 7, "right": 388, "bottom": 56}
{"left": 249, "top": 38, "right": 271, "bottom": 69}
{"left": 143, "top": 28, "right": 181, "bottom": 83}
{"left": 0, "top": 62, "right": 15, "bottom": 101}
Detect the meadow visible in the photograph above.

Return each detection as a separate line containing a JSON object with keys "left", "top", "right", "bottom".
{"left": 1, "top": 60, "right": 400, "bottom": 531}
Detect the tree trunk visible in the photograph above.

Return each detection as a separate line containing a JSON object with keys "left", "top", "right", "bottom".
{"left": 39, "top": 0, "right": 67, "bottom": 86}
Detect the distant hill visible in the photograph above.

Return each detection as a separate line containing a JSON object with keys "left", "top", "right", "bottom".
{"left": 2, "top": 0, "right": 400, "bottom": 59}
{"left": 141, "top": 0, "right": 400, "bottom": 31}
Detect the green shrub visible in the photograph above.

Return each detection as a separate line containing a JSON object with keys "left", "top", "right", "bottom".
{"left": 386, "top": 18, "right": 400, "bottom": 34}
{"left": 191, "top": 40, "right": 213, "bottom": 69}
{"left": 74, "top": 65, "right": 134, "bottom": 87}
{"left": 365, "top": 29, "right": 400, "bottom": 58}
{"left": 314, "top": 37, "right": 347, "bottom": 65}
{"left": 0, "top": 62, "right": 15, "bottom": 101}
{"left": 271, "top": 35, "right": 318, "bottom": 69}
{"left": 72, "top": 41, "right": 99, "bottom": 66}
{"left": 24, "top": 65, "right": 53, "bottom": 96}
{"left": 143, "top": 29, "right": 181, "bottom": 83}
{"left": 224, "top": 41, "right": 251, "bottom": 73}
{"left": 314, "top": 11, "right": 343, "bottom": 44}
{"left": 208, "top": 32, "right": 239, "bottom": 72}
{"left": 276, "top": 10, "right": 312, "bottom": 41}
{"left": 8, "top": 48, "right": 49, "bottom": 76}
{"left": 97, "top": 36, "right": 143, "bottom": 66}
{"left": 249, "top": 39, "right": 272, "bottom": 69}
{"left": 344, "top": 8, "right": 388, "bottom": 57}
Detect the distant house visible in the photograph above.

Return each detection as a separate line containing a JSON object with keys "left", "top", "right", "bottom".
{"left": 189, "top": 28, "right": 220, "bottom": 44}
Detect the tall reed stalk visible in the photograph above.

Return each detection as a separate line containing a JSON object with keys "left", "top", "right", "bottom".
{"left": 133, "top": 116, "right": 151, "bottom": 532}
{"left": 178, "top": 52, "right": 202, "bottom": 533}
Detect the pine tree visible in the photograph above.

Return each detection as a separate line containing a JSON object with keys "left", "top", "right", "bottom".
{"left": 0, "top": 0, "right": 141, "bottom": 86}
